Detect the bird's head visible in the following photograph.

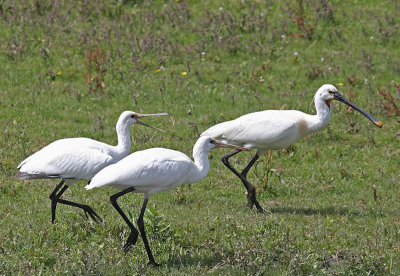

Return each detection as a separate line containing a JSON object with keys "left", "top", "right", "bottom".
{"left": 315, "top": 84, "right": 382, "bottom": 128}
{"left": 315, "top": 84, "right": 338, "bottom": 109}
{"left": 119, "top": 111, "right": 169, "bottom": 132}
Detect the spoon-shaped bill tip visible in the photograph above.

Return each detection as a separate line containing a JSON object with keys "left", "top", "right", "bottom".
{"left": 373, "top": 120, "right": 383, "bottom": 128}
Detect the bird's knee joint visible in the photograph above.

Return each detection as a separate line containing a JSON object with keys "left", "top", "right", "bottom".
{"left": 109, "top": 196, "right": 117, "bottom": 206}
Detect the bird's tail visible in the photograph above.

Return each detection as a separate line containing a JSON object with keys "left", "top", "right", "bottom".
{"left": 15, "top": 171, "right": 59, "bottom": 180}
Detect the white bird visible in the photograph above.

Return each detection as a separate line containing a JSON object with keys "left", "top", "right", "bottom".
{"left": 201, "top": 84, "right": 383, "bottom": 213}
{"left": 85, "top": 136, "right": 249, "bottom": 267}
{"left": 15, "top": 111, "right": 169, "bottom": 223}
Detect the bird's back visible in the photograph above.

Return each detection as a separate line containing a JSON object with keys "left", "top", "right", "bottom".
{"left": 201, "top": 110, "right": 313, "bottom": 152}
{"left": 86, "top": 148, "right": 195, "bottom": 197}
{"left": 17, "top": 137, "right": 122, "bottom": 180}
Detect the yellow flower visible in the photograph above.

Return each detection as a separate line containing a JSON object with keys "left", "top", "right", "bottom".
{"left": 156, "top": 69, "right": 161, "bottom": 72}
{"left": 337, "top": 83, "right": 343, "bottom": 86}
{"left": 182, "top": 72, "right": 187, "bottom": 75}
{"left": 42, "top": 39, "right": 45, "bottom": 42}
{"left": 57, "top": 72, "right": 62, "bottom": 75}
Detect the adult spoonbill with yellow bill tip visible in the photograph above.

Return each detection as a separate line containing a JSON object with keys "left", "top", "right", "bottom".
{"left": 85, "top": 136, "right": 250, "bottom": 267}
{"left": 201, "top": 84, "right": 383, "bottom": 213}
{"left": 15, "top": 111, "right": 169, "bottom": 223}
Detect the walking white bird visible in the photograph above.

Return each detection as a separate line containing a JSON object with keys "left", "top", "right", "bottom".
{"left": 15, "top": 111, "right": 169, "bottom": 223}
{"left": 201, "top": 84, "right": 383, "bottom": 213}
{"left": 85, "top": 136, "right": 249, "bottom": 267}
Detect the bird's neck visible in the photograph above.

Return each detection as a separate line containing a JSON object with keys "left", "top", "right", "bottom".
{"left": 115, "top": 121, "right": 131, "bottom": 156}
{"left": 190, "top": 144, "right": 211, "bottom": 184}
{"left": 309, "top": 98, "right": 332, "bottom": 133}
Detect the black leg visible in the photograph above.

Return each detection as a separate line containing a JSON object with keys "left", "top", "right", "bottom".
{"left": 110, "top": 187, "right": 139, "bottom": 253}
{"left": 50, "top": 182, "right": 101, "bottom": 223}
{"left": 241, "top": 153, "right": 260, "bottom": 179}
{"left": 49, "top": 180, "right": 65, "bottom": 200}
{"left": 221, "top": 150, "right": 264, "bottom": 213}
{"left": 137, "top": 198, "right": 159, "bottom": 267}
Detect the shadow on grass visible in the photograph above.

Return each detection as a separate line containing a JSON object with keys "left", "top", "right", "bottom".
{"left": 269, "top": 206, "right": 361, "bottom": 216}
{"left": 164, "top": 254, "right": 222, "bottom": 269}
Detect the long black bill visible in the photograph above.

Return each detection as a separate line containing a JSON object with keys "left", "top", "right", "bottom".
{"left": 333, "top": 92, "right": 383, "bottom": 128}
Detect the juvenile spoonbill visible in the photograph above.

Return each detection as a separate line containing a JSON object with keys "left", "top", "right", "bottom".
{"left": 201, "top": 84, "right": 382, "bottom": 213}
{"left": 15, "top": 111, "right": 169, "bottom": 223}
{"left": 85, "top": 136, "right": 249, "bottom": 267}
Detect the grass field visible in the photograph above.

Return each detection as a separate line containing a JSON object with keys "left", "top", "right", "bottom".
{"left": 1, "top": 0, "right": 400, "bottom": 274}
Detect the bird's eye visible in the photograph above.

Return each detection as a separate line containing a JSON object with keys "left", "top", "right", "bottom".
{"left": 130, "top": 115, "right": 135, "bottom": 118}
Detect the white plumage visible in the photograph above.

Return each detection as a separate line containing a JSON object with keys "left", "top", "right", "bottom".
{"left": 201, "top": 84, "right": 383, "bottom": 212}
{"left": 202, "top": 109, "right": 317, "bottom": 153}
{"left": 85, "top": 136, "right": 249, "bottom": 267}
{"left": 86, "top": 148, "right": 198, "bottom": 196}
{"left": 17, "top": 138, "right": 116, "bottom": 179}
{"left": 15, "top": 110, "right": 169, "bottom": 223}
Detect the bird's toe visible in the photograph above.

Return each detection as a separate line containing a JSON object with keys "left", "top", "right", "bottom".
{"left": 148, "top": 261, "right": 160, "bottom": 267}
{"left": 255, "top": 203, "right": 264, "bottom": 213}
{"left": 246, "top": 197, "right": 255, "bottom": 209}
{"left": 82, "top": 205, "right": 101, "bottom": 222}
{"left": 123, "top": 231, "right": 139, "bottom": 252}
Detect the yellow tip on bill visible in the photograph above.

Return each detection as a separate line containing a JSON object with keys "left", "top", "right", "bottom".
{"left": 375, "top": 121, "right": 383, "bottom": 128}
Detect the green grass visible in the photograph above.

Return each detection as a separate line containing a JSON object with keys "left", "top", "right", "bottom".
{"left": 1, "top": 0, "right": 400, "bottom": 274}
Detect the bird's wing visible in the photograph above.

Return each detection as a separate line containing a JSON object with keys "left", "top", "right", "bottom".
{"left": 17, "top": 140, "right": 115, "bottom": 180}
{"left": 202, "top": 111, "right": 298, "bottom": 146}
{"left": 86, "top": 148, "right": 192, "bottom": 190}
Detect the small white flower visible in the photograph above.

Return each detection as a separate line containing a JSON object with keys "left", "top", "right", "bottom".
{"left": 370, "top": 36, "right": 374, "bottom": 40}
{"left": 364, "top": 78, "right": 368, "bottom": 83}
{"left": 260, "top": 13, "right": 264, "bottom": 16}
{"left": 328, "top": 67, "right": 332, "bottom": 71}
{"left": 219, "top": 7, "right": 223, "bottom": 11}
{"left": 281, "top": 35, "right": 285, "bottom": 39}
{"left": 321, "top": 58, "right": 324, "bottom": 62}
{"left": 201, "top": 52, "right": 205, "bottom": 57}
{"left": 294, "top": 52, "right": 298, "bottom": 56}
{"left": 391, "top": 80, "right": 395, "bottom": 84}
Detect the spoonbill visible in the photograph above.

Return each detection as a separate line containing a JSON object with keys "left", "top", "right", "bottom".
{"left": 15, "top": 111, "right": 169, "bottom": 223}
{"left": 201, "top": 84, "right": 383, "bottom": 213}
{"left": 85, "top": 136, "right": 249, "bottom": 267}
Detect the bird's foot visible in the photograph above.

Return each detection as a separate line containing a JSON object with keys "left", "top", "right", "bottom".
{"left": 123, "top": 230, "right": 139, "bottom": 253}
{"left": 81, "top": 205, "right": 102, "bottom": 222}
{"left": 148, "top": 261, "right": 160, "bottom": 267}
{"left": 246, "top": 193, "right": 264, "bottom": 213}
{"left": 254, "top": 200, "right": 264, "bottom": 213}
